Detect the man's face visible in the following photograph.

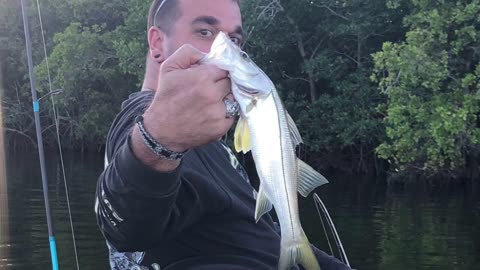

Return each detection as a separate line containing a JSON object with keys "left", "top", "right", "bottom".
{"left": 161, "top": 0, "right": 243, "bottom": 57}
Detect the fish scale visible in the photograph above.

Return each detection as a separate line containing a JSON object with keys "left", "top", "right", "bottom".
{"left": 247, "top": 91, "right": 300, "bottom": 239}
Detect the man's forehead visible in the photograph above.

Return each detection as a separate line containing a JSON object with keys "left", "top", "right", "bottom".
{"left": 177, "top": 0, "right": 242, "bottom": 26}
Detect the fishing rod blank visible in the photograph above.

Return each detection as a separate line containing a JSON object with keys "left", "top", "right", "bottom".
{"left": 20, "top": 0, "right": 60, "bottom": 269}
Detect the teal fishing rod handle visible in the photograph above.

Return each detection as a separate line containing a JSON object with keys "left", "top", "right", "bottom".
{"left": 49, "top": 236, "right": 59, "bottom": 270}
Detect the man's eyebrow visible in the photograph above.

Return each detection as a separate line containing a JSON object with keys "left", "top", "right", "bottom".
{"left": 191, "top": 16, "right": 243, "bottom": 36}
{"left": 192, "top": 16, "right": 219, "bottom": 26}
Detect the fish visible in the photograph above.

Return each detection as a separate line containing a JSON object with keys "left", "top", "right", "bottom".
{"left": 201, "top": 32, "right": 329, "bottom": 270}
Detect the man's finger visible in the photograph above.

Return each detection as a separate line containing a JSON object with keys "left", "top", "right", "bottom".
{"left": 224, "top": 93, "right": 235, "bottom": 101}
{"left": 200, "top": 65, "right": 229, "bottom": 82}
{"left": 161, "top": 44, "right": 206, "bottom": 72}
{"left": 214, "top": 78, "right": 232, "bottom": 100}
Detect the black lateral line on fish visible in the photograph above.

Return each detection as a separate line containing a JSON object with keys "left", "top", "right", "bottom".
{"left": 275, "top": 92, "right": 296, "bottom": 239}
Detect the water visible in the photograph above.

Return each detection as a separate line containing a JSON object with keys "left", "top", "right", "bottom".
{"left": 1, "top": 151, "right": 108, "bottom": 269}
{"left": 1, "top": 151, "right": 479, "bottom": 270}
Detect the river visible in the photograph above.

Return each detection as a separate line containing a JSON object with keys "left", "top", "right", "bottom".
{"left": 0, "top": 151, "right": 479, "bottom": 269}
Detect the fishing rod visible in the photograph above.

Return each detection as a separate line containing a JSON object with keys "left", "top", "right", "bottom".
{"left": 20, "top": 0, "right": 59, "bottom": 269}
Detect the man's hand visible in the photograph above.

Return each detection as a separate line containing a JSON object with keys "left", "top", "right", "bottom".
{"left": 131, "top": 44, "right": 234, "bottom": 171}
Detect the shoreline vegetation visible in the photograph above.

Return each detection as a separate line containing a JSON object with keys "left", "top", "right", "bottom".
{"left": 1, "top": 0, "right": 479, "bottom": 181}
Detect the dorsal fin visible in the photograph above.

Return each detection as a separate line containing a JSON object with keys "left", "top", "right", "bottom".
{"left": 297, "top": 159, "right": 329, "bottom": 197}
{"left": 287, "top": 113, "right": 303, "bottom": 146}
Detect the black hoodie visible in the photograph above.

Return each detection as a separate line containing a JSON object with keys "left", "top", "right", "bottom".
{"left": 95, "top": 90, "right": 351, "bottom": 270}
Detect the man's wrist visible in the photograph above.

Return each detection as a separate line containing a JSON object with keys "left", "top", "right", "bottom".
{"left": 130, "top": 126, "right": 181, "bottom": 172}
{"left": 135, "top": 115, "right": 188, "bottom": 160}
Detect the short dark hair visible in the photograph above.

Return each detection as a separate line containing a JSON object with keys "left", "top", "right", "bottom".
{"left": 147, "top": 0, "right": 181, "bottom": 35}
{"left": 147, "top": 0, "right": 241, "bottom": 35}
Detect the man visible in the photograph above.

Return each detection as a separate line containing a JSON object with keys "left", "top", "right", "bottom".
{"left": 95, "top": 0, "right": 352, "bottom": 269}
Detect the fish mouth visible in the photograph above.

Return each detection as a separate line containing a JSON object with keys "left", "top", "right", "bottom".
{"left": 237, "top": 84, "right": 260, "bottom": 95}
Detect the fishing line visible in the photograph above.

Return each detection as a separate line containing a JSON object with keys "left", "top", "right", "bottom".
{"left": 314, "top": 197, "right": 334, "bottom": 256}
{"left": 313, "top": 193, "right": 350, "bottom": 267}
{"left": 35, "top": 0, "right": 80, "bottom": 269}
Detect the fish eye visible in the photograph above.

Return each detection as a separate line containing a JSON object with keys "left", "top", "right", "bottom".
{"left": 230, "top": 37, "right": 241, "bottom": 45}
{"left": 240, "top": 51, "right": 249, "bottom": 60}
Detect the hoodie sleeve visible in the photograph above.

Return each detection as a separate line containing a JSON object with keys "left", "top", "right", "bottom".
{"left": 310, "top": 246, "right": 352, "bottom": 270}
{"left": 95, "top": 91, "right": 205, "bottom": 252}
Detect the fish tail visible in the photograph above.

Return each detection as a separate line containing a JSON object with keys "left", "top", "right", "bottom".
{"left": 278, "top": 234, "right": 321, "bottom": 270}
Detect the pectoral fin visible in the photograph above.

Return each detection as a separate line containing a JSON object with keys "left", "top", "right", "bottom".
{"left": 287, "top": 113, "right": 303, "bottom": 146}
{"left": 234, "top": 117, "right": 251, "bottom": 153}
{"left": 297, "top": 159, "right": 329, "bottom": 197}
{"left": 254, "top": 186, "right": 273, "bottom": 223}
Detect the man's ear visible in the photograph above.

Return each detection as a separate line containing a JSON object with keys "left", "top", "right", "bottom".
{"left": 148, "top": 26, "right": 166, "bottom": 63}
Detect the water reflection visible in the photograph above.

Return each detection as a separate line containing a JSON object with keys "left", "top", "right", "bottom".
{"left": 1, "top": 151, "right": 479, "bottom": 270}
{"left": 3, "top": 151, "right": 108, "bottom": 270}
{"left": 301, "top": 176, "right": 480, "bottom": 270}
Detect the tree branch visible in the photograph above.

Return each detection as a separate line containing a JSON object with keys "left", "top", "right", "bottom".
{"left": 281, "top": 71, "right": 310, "bottom": 83}
{"left": 274, "top": 0, "right": 318, "bottom": 101}
{"left": 335, "top": 50, "right": 361, "bottom": 66}
{"left": 3, "top": 128, "right": 36, "bottom": 147}
{"left": 314, "top": 4, "right": 350, "bottom": 21}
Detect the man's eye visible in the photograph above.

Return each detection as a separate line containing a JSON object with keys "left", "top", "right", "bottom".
{"left": 230, "top": 37, "right": 241, "bottom": 45}
{"left": 199, "top": 29, "right": 213, "bottom": 37}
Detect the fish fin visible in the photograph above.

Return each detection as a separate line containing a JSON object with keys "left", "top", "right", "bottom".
{"left": 233, "top": 118, "right": 243, "bottom": 152}
{"left": 297, "top": 159, "right": 329, "bottom": 197}
{"left": 287, "top": 113, "right": 303, "bottom": 146}
{"left": 234, "top": 117, "right": 251, "bottom": 153}
{"left": 278, "top": 233, "right": 321, "bottom": 270}
{"left": 254, "top": 186, "right": 273, "bottom": 223}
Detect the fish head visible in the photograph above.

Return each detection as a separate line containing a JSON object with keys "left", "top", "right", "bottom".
{"left": 202, "top": 32, "right": 274, "bottom": 114}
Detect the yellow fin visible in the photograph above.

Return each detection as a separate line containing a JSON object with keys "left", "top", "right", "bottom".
{"left": 234, "top": 117, "right": 251, "bottom": 153}
{"left": 278, "top": 233, "right": 320, "bottom": 270}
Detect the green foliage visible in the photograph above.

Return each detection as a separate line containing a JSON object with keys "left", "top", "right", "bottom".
{"left": 111, "top": 0, "right": 150, "bottom": 80}
{"left": 0, "top": 0, "right": 67, "bottom": 147}
{"left": 3, "top": 0, "right": 478, "bottom": 177}
{"left": 241, "top": 0, "right": 406, "bottom": 170}
{"left": 1, "top": 0, "right": 145, "bottom": 150}
{"left": 372, "top": 0, "right": 480, "bottom": 173}
{"left": 36, "top": 23, "right": 117, "bottom": 148}
{"left": 1, "top": 0, "right": 404, "bottom": 168}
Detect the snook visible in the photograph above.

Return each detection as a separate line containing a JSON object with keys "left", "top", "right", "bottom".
{"left": 202, "top": 32, "right": 329, "bottom": 270}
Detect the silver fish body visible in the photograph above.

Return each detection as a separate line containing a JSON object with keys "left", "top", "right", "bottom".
{"left": 202, "top": 32, "right": 329, "bottom": 270}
